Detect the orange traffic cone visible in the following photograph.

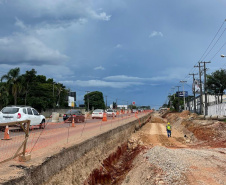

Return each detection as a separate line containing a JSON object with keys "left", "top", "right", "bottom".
{"left": 72, "top": 118, "right": 75, "bottom": 127}
{"left": 2, "top": 125, "right": 11, "bottom": 140}
{"left": 102, "top": 113, "right": 107, "bottom": 121}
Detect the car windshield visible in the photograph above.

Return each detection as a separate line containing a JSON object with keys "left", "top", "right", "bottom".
{"left": 66, "top": 110, "right": 79, "bottom": 115}
{"left": 2, "top": 107, "right": 19, "bottom": 114}
{"left": 107, "top": 110, "right": 113, "bottom": 112}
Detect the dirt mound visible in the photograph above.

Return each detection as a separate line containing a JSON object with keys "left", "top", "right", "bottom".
{"left": 165, "top": 111, "right": 226, "bottom": 147}
{"left": 151, "top": 117, "right": 166, "bottom": 123}
{"left": 179, "top": 110, "right": 190, "bottom": 117}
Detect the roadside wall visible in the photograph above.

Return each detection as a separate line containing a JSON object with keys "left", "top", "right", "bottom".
{"left": 4, "top": 113, "right": 151, "bottom": 185}
{"left": 208, "top": 102, "right": 226, "bottom": 116}
{"left": 40, "top": 108, "right": 86, "bottom": 117}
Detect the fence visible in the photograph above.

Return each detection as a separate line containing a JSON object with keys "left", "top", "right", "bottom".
{"left": 208, "top": 102, "right": 226, "bottom": 116}
{"left": 0, "top": 110, "right": 152, "bottom": 164}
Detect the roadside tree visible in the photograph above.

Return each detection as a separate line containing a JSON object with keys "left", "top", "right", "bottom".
{"left": 84, "top": 91, "right": 105, "bottom": 111}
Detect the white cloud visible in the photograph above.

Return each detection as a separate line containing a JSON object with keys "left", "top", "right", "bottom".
{"left": 104, "top": 75, "right": 143, "bottom": 81}
{"left": 15, "top": 17, "right": 27, "bottom": 30}
{"left": 8, "top": 0, "right": 111, "bottom": 23}
{"left": 94, "top": 66, "right": 105, "bottom": 70}
{"left": 104, "top": 73, "right": 183, "bottom": 82}
{"left": 149, "top": 31, "right": 163, "bottom": 38}
{"left": 88, "top": 10, "right": 111, "bottom": 21}
{"left": 62, "top": 80, "right": 144, "bottom": 88}
{"left": 0, "top": 34, "right": 69, "bottom": 65}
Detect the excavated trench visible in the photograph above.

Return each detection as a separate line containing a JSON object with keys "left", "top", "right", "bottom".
{"left": 84, "top": 143, "right": 145, "bottom": 185}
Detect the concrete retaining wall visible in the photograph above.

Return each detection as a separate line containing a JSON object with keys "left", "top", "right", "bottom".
{"left": 208, "top": 103, "right": 226, "bottom": 116}
{"left": 40, "top": 108, "right": 86, "bottom": 117}
{"left": 4, "top": 113, "right": 151, "bottom": 185}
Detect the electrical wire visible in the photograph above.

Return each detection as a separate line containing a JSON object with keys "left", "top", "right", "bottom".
{"left": 199, "top": 19, "right": 226, "bottom": 61}
{"left": 210, "top": 40, "right": 226, "bottom": 61}
{"left": 203, "top": 28, "right": 226, "bottom": 60}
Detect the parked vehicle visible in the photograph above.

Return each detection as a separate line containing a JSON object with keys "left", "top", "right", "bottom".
{"left": 131, "top": 109, "right": 137, "bottom": 113}
{"left": 0, "top": 105, "right": 46, "bottom": 129}
{"left": 92, "top": 109, "right": 104, "bottom": 119}
{"left": 106, "top": 109, "right": 117, "bottom": 117}
{"left": 63, "top": 110, "right": 85, "bottom": 123}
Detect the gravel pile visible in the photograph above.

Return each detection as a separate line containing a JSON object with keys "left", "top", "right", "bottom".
{"left": 145, "top": 146, "right": 226, "bottom": 185}
{"left": 145, "top": 146, "right": 189, "bottom": 184}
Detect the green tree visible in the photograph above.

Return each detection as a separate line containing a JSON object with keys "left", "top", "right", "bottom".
{"left": 20, "top": 69, "right": 37, "bottom": 105}
{"left": 168, "top": 95, "right": 183, "bottom": 112}
{"left": 206, "top": 69, "right": 226, "bottom": 103}
{"left": 0, "top": 83, "right": 9, "bottom": 109}
{"left": 84, "top": 91, "right": 105, "bottom": 111}
{"left": 1, "top": 68, "right": 22, "bottom": 105}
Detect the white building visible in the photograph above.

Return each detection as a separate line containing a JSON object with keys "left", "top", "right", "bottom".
{"left": 110, "top": 104, "right": 128, "bottom": 110}
{"left": 186, "top": 94, "right": 226, "bottom": 115}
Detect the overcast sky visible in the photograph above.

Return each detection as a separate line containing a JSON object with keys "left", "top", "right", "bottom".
{"left": 0, "top": 0, "right": 225, "bottom": 109}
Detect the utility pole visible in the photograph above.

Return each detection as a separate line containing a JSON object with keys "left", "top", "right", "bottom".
{"left": 53, "top": 82, "right": 55, "bottom": 111}
{"left": 200, "top": 61, "right": 211, "bottom": 115}
{"left": 171, "top": 87, "right": 175, "bottom": 99}
{"left": 116, "top": 98, "right": 118, "bottom": 109}
{"left": 105, "top": 96, "right": 107, "bottom": 109}
{"left": 194, "top": 62, "right": 203, "bottom": 114}
{"left": 175, "top": 86, "right": 181, "bottom": 92}
{"left": 180, "top": 81, "right": 187, "bottom": 111}
{"left": 189, "top": 73, "right": 198, "bottom": 113}
{"left": 85, "top": 91, "right": 90, "bottom": 111}
{"left": 175, "top": 86, "right": 181, "bottom": 111}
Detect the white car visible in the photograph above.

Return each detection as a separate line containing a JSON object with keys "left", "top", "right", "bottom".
{"left": 92, "top": 109, "right": 104, "bottom": 119}
{"left": 106, "top": 109, "right": 117, "bottom": 117}
{"left": 0, "top": 105, "right": 46, "bottom": 129}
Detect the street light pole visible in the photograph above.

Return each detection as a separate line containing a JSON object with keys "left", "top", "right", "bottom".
{"left": 175, "top": 86, "right": 181, "bottom": 92}
{"left": 85, "top": 91, "right": 90, "bottom": 112}
{"left": 171, "top": 87, "right": 175, "bottom": 99}
{"left": 200, "top": 61, "right": 211, "bottom": 115}
{"left": 53, "top": 82, "right": 56, "bottom": 112}
{"left": 180, "top": 81, "right": 187, "bottom": 111}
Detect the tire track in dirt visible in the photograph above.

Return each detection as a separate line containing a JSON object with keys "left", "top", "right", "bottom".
{"left": 139, "top": 122, "right": 187, "bottom": 148}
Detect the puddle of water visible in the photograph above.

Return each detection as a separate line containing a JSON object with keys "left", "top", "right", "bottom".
{"left": 84, "top": 143, "right": 144, "bottom": 185}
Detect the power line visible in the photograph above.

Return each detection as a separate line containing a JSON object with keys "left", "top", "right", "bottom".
{"left": 203, "top": 28, "right": 226, "bottom": 60}
{"left": 210, "top": 40, "right": 226, "bottom": 61}
{"left": 199, "top": 19, "right": 226, "bottom": 61}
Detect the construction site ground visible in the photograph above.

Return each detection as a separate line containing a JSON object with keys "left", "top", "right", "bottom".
{"left": 0, "top": 111, "right": 225, "bottom": 185}
{"left": 119, "top": 111, "right": 226, "bottom": 185}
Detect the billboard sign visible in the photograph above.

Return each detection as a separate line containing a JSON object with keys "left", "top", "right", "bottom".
{"left": 192, "top": 79, "right": 200, "bottom": 93}
{"left": 176, "top": 91, "right": 188, "bottom": 97}
{"left": 68, "top": 96, "right": 75, "bottom": 107}
{"left": 68, "top": 92, "right": 76, "bottom": 101}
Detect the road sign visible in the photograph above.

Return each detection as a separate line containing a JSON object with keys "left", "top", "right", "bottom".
{"left": 132, "top": 101, "right": 135, "bottom": 105}
{"left": 176, "top": 91, "right": 188, "bottom": 97}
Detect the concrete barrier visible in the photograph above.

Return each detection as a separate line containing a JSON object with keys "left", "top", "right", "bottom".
{"left": 210, "top": 115, "right": 218, "bottom": 120}
{"left": 51, "top": 112, "right": 59, "bottom": 122}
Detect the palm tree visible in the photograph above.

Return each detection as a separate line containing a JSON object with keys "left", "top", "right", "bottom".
{"left": 0, "top": 84, "right": 9, "bottom": 109}
{"left": 1, "top": 68, "right": 22, "bottom": 105}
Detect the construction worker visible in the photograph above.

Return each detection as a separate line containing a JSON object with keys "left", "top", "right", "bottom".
{"left": 166, "top": 122, "right": 172, "bottom": 138}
